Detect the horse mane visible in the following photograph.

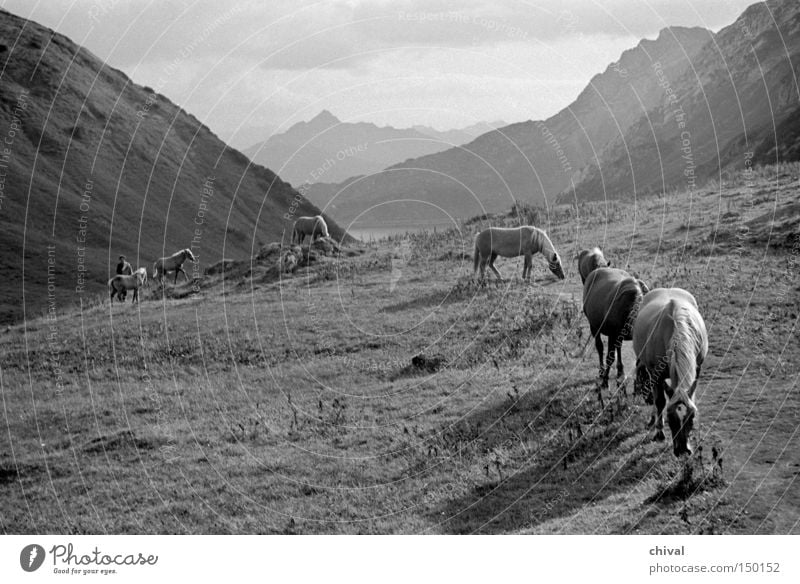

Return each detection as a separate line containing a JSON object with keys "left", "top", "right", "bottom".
{"left": 669, "top": 303, "right": 699, "bottom": 396}
{"left": 531, "top": 227, "right": 557, "bottom": 261}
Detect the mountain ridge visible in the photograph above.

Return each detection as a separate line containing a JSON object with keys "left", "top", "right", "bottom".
{"left": 242, "top": 110, "right": 503, "bottom": 186}
{"left": 302, "top": 24, "right": 714, "bottom": 223}
{"left": 562, "top": 0, "right": 800, "bottom": 202}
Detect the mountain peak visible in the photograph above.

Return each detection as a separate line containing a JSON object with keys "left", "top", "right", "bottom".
{"left": 309, "top": 109, "right": 340, "bottom": 126}
{"left": 655, "top": 25, "right": 710, "bottom": 40}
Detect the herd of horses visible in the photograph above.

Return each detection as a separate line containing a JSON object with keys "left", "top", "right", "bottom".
{"left": 107, "top": 248, "right": 197, "bottom": 303}
{"left": 106, "top": 218, "right": 706, "bottom": 458}
{"left": 473, "top": 227, "right": 708, "bottom": 458}
{"left": 106, "top": 215, "right": 329, "bottom": 303}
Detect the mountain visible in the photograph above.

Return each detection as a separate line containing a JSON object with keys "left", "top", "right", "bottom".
{"left": 242, "top": 111, "right": 488, "bottom": 186}
{"left": 563, "top": 0, "right": 800, "bottom": 203}
{"left": 294, "top": 26, "right": 714, "bottom": 225}
{"left": 0, "top": 9, "right": 342, "bottom": 324}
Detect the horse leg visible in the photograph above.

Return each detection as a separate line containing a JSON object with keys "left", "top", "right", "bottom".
{"left": 523, "top": 254, "right": 531, "bottom": 280}
{"left": 489, "top": 253, "right": 503, "bottom": 281}
{"left": 614, "top": 339, "right": 626, "bottom": 391}
{"left": 651, "top": 380, "right": 666, "bottom": 442}
{"left": 179, "top": 267, "right": 189, "bottom": 282}
{"left": 602, "top": 337, "right": 615, "bottom": 390}
{"left": 592, "top": 327, "right": 606, "bottom": 408}
{"left": 593, "top": 328, "right": 604, "bottom": 377}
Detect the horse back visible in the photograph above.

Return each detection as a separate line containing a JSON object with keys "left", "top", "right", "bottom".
{"left": 583, "top": 268, "right": 643, "bottom": 335}
{"left": 475, "top": 226, "right": 533, "bottom": 258}
{"left": 633, "top": 289, "right": 704, "bottom": 369}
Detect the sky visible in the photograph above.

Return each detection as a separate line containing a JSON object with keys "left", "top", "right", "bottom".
{"left": 1, "top": 0, "right": 755, "bottom": 149}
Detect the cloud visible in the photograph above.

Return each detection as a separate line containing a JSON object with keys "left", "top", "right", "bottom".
{"left": 2, "top": 0, "right": 754, "bottom": 73}
{"left": 0, "top": 0, "right": 757, "bottom": 148}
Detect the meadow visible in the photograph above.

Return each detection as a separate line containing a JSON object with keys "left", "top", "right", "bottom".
{"left": 1, "top": 164, "right": 798, "bottom": 534}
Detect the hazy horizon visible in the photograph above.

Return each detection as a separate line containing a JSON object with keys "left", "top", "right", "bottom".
{"left": 1, "top": 0, "right": 755, "bottom": 149}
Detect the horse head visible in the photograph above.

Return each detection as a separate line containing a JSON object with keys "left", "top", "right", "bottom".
{"left": 664, "top": 381, "right": 697, "bottom": 456}
{"left": 184, "top": 249, "right": 198, "bottom": 262}
{"left": 134, "top": 268, "right": 148, "bottom": 286}
{"left": 548, "top": 253, "right": 565, "bottom": 280}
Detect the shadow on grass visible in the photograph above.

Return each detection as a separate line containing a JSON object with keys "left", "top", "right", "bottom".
{"left": 417, "top": 382, "right": 663, "bottom": 534}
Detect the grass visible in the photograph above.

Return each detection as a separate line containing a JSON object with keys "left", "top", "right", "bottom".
{"left": 1, "top": 165, "right": 799, "bottom": 534}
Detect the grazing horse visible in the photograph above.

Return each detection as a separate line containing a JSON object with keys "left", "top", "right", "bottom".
{"left": 153, "top": 248, "right": 196, "bottom": 285}
{"left": 633, "top": 288, "right": 708, "bottom": 457}
{"left": 577, "top": 247, "right": 610, "bottom": 284}
{"left": 292, "top": 215, "right": 329, "bottom": 245}
{"left": 109, "top": 268, "right": 148, "bottom": 303}
{"left": 473, "top": 226, "right": 565, "bottom": 281}
{"left": 582, "top": 267, "right": 650, "bottom": 405}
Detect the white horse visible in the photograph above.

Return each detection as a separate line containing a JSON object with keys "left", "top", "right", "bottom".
{"left": 633, "top": 288, "right": 708, "bottom": 457}
{"left": 473, "top": 226, "right": 565, "bottom": 281}
{"left": 109, "top": 268, "right": 148, "bottom": 303}
{"left": 292, "top": 215, "right": 329, "bottom": 245}
{"left": 153, "top": 248, "right": 197, "bottom": 285}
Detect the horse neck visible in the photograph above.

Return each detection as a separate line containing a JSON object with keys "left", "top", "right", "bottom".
{"left": 532, "top": 228, "right": 555, "bottom": 260}
{"left": 669, "top": 306, "right": 698, "bottom": 398}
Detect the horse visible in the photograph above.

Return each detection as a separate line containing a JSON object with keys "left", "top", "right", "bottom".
{"left": 633, "top": 288, "right": 708, "bottom": 457}
{"left": 292, "top": 215, "right": 329, "bottom": 245}
{"left": 582, "top": 267, "right": 650, "bottom": 406}
{"left": 153, "top": 249, "right": 196, "bottom": 285}
{"left": 108, "top": 268, "right": 148, "bottom": 303}
{"left": 577, "top": 247, "right": 610, "bottom": 284}
{"left": 473, "top": 226, "right": 565, "bottom": 281}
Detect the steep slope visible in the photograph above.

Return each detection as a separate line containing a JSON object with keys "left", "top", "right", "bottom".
{"left": 299, "top": 26, "right": 712, "bottom": 224}
{"left": 242, "top": 110, "right": 480, "bottom": 186}
{"left": 0, "top": 9, "right": 342, "bottom": 324}
{"left": 564, "top": 0, "right": 800, "bottom": 202}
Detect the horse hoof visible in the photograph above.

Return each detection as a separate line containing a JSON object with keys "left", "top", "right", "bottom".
{"left": 652, "top": 430, "right": 665, "bottom": 442}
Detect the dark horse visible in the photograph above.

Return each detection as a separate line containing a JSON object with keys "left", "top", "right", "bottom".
{"left": 576, "top": 247, "right": 610, "bottom": 284}
{"left": 582, "top": 267, "right": 649, "bottom": 406}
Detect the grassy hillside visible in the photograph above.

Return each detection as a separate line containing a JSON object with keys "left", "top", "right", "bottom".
{"left": 1, "top": 163, "right": 797, "bottom": 534}
{"left": 0, "top": 8, "right": 343, "bottom": 325}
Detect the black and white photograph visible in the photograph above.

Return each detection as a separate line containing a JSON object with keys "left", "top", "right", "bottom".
{"left": 0, "top": 0, "right": 798, "bottom": 553}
